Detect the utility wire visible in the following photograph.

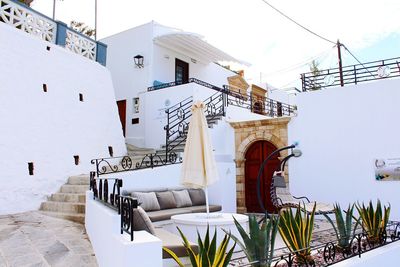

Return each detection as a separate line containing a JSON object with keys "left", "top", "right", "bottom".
{"left": 260, "top": 0, "right": 336, "bottom": 45}
{"left": 342, "top": 44, "right": 376, "bottom": 78}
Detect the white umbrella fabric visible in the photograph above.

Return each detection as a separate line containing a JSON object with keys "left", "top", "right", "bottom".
{"left": 180, "top": 101, "right": 220, "bottom": 216}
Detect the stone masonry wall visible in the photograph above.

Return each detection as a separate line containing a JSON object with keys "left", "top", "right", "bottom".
{"left": 230, "top": 117, "right": 290, "bottom": 213}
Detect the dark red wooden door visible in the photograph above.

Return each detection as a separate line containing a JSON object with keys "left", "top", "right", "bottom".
{"left": 116, "top": 100, "right": 126, "bottom": 137}
{"left": 245, "top": 141, "right": 280, "bottom": 213}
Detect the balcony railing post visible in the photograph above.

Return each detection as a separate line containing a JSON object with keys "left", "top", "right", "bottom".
{"left": 96, "top": 41, "right": 107, "bottom": 66}
{"left": 55, "top": 21, "right": 67, "bottom": 47}
{"left": 250, "top": 91, "right": 253, "bottom": 112}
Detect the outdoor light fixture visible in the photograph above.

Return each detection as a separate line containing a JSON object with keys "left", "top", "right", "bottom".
{"left": 133, "top": 54, "right": 144, "bottom": 68}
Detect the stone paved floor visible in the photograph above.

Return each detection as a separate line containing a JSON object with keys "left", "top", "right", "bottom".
{"left": 0, "top": 211, "right": 97, "bottom": 267}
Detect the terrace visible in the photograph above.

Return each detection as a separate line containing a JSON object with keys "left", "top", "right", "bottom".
{"left": 0, "top": 0, "right": 107, "bottom": 65}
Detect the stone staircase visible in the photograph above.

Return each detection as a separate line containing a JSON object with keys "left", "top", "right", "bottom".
{"left": 40, "top": 174, "right": 89, "bottom": 224}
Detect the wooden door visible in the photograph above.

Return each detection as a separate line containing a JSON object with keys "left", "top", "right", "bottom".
{"left": 245, "top": 141, "right": 280, "bottom": 213}
{"left": 175, "top": 58, "right": 189, "bottom": 84}
{"left": 116, "top": 100, "right": 126, "bottom": 137}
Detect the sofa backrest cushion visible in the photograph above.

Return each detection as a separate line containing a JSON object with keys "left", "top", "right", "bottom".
{"left": 133, "top": 206, "right": 156, "bottom": 234}
{"left": 156, "top": 191, "right": 177, "bottom": 209}
{"left": 172, "top": 190, "right": 193, "bottom": 208}
{"left": 188, "top": 189, "right": 206, "bottom": 206}
{"left": 131, "top": 192, "right": 160, "bottom": 211}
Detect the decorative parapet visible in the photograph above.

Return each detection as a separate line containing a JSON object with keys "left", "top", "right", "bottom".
{"left": 0, "top": 0, "right": 106, "bottom": 65}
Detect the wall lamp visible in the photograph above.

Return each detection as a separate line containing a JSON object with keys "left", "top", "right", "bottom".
{"left": 133, "top": 54, "right": 144, "bottom": 68}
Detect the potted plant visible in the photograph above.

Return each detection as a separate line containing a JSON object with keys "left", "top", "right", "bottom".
{"left": 323, "top": 203, "right": 361, "bottom": 253}
{"left": 356, "top": 199, "right": 390, "bottom": 245}
{"left": 227, "top": 215, "right": 279, "bottom": 267}
{"left": 163, "top": 226, "right": 235, "bottom": 267}
{"left": 278, "top": 204, "right": 316, "bottom": 265}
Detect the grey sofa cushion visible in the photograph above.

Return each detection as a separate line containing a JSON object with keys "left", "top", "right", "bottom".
{"left": 172, "top": 190, "right": 192, "bottom": 208}
{"left": 133, "top": 206, "right": 156, "bottom": 234}
{"left": 188, "top": 189, "right": 206, "bottom": 205}
{"left": 154, "top": 228, "right": 198, "bottom": 258}
{"left": 156, "top": 191, "right": 177, "bottom": 209}
{"left": 147, "top": 207, "right": 193, "bottom": 222}
{"left": 189, "top": 205, "right": 222, "bottom": 213}
{"left": 131, "top": 192, "right": 160, "bottom": 211}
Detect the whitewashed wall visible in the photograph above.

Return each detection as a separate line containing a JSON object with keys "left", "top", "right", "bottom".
{"left": 0, "top": 23, "right": 126, "bottom": 214}
{"left": 102, "top": 21, "right": 238, "bottom": 147}
{"left": 288, "top": 79, "right": 400, "bottom": 220}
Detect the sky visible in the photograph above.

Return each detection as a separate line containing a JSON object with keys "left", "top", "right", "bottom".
{"left": 32, "top": 0, "right": 400, "bottom": 91}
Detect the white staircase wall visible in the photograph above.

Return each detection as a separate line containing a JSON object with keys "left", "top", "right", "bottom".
{"left": 0, "top": 23, "right": 126, "bottom": 214}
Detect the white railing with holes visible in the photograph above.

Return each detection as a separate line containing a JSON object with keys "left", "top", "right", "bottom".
{"left": 66, "top": 29, "right": 97, "bottom": 60}
{"left": 0, "top": 0, "right": 56, "bottom": 43}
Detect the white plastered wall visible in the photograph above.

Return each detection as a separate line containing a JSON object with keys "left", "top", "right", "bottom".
{"left": 288, "top": 79, "right": 400, "bottom": 220}
{"left": 0, "top": 23, "right": 126, "bottom": 214}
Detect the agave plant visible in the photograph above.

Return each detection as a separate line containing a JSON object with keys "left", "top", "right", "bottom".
{"left": 323, "top": 203, "right": 361, "bottom": 250}
{"left": 163, "top": 226, "right": 235, "bottom": 267}
{"left": 227, "top": 215, "right": 279, "bottom": 267}
{"left": 278, "top": 204, "right": 316, "bottom": 264}
{"left": 356, "top": 199, "right": 391, "bottom": 245}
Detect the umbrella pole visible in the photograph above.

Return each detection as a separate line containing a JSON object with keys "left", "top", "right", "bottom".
{"left": 205, "top": 187, "right": 210, "bottom": 217}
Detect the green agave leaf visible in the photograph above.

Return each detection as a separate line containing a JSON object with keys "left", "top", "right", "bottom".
{"left": 162, "top": 247, "right": 185, "bottom": 267}
{"left": 209, "top": 229, "right": 217, "bottom": 264}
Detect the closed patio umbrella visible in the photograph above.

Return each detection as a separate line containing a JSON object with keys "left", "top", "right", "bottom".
{"left": 180, "top": 101, "right": 219, "bottom": 216}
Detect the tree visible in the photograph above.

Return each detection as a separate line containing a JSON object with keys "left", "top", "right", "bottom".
{"left": 309, "top": 60, "right": 321, "bottom": 90}
{"left": 70, "top": 21, "right": 96, "bottom": 38}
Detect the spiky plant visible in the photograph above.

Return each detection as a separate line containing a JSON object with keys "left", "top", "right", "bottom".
{"left": 323, "top": 203, "right": 361, "bottom": 250}
{"left": 163, "top": 226, "right": 235, "bottom": 267}
{"left": 356, "top": 200, "right": 390, "bottom": 245}
{"left": 226, "top": 215, "right": 279, "bottom": 267}
{"left": 278, "top": 204, "right": 316, "bottom": 264}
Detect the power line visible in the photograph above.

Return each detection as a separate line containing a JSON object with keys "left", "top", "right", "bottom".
{"left": 260, "top": 0, "right": 336, "bottom": 45}
{"left": 342, "top": 44, "right": 376, "bottom": 78}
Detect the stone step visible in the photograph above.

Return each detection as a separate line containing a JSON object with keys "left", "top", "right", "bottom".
{"left": 40, "top": 201, "right": 86, "bottom": 214}
{"left": 50, "top": 193, "right": 86, "bottom": 203}
{"left": 60, "top": 184, "right": 88, "bottom": 194}
{"left": 40, "top": 211, "right": 85, "bottom": 224}
{"left": 67, "top": 175, "right": 90, "bottom": 185}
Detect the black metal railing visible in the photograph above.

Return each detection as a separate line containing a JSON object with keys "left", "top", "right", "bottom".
{"left": 224, "top": 85, "right": 296, "bottom": 117}
{"left": 89, "top": 172, "right": 138, "bottom": 241}
{"left": 301, "top": 56, "right": 400, "bottom": 91}
{"left": 164, "top": 90, "right": 226, "bottom": 158}
{"left": 119, "top": 195, "right": 138, "bottom": 242}
{"left": 90, "top": 172, "right": 123, "bottom": 210}
{"left": 230, "top": 220, "right": 400, "bottom": 267}
{"left": 147, "top": 77, "right": 224, "bottom": 92}
{"left": 91, "top": 151, "right": 182, "bottom": 176}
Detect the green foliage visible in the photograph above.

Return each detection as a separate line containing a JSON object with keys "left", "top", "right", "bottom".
{"left": 163, "top": 226, "right": 235, "bottom": 267}
{"left": 70, "top": 21, "right": 96, "bottom": 38}
{"left": 278, "top": 204, "right": 316, "bottom": 264}
{"left": 309, "top": 60, "right": 321, "bottom": 90}
{"left": 229, "top": 215, "right": 279, "bottom": 267}
{"left": 356, "top": 199, "right": 390, "bottom": 244}
{"left": 323, "top": 203, "right": 361, "bottom": 249}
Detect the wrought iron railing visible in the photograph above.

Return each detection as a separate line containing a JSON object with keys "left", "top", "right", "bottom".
{"left": 89, "top": 172, "right": 138, "bottom": 241}
{"left": 90, "top": 171, "right": 122, "bottom": 210}
{"left": 224, "top": 85, "right": 296, "bottom": 117}
{"left": 91, "top": 151, "right": 183, "bottom": 176}
{"left": 301, "top": 56, "right": 400, "bottom": 91}
{"left": 230, "top": 220, "right": 400, "bottom": 267}
{"left": 0, "top": 0, "right": 106, "bottom": 65}
{"left": 147, "top": 77, "right": 224, "bottom": 92}
{"left": 164, "top": 90, "right": 226, "bottom": 158}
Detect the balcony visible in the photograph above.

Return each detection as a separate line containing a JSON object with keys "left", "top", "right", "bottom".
{"left": 301, "top": 56, "right": 400, "bottom": 91}
{"left": 0, "top": 0, "right": 107, "bottom": 65}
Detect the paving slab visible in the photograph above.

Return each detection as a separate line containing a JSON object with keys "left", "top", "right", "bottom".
{"left": 0, "top": 211, "right": 97, "bottom": 267}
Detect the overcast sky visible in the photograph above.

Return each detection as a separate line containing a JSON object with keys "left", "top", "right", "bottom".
{"left": 32, "top": 0, "right": 400, "bottom": 90}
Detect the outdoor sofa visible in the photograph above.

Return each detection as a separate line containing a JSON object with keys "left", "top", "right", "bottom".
{"left": 124, "top": 187, "right": 222, "bottom": 222}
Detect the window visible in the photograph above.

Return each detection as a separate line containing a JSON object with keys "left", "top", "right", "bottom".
{"left": 175, "top": 58, "right": 189, "bottom": 84}
{"left": 133, "top": 97, "right": 139, "bottom": 113}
